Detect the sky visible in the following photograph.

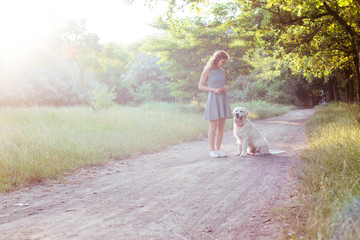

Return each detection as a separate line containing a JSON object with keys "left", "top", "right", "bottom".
{"left": 0, "top": 0, "right": 168, "bottom": 54}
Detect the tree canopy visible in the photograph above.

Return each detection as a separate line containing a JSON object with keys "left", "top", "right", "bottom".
{"left": 144, "top": 0, "right": 360, "bottom": 103}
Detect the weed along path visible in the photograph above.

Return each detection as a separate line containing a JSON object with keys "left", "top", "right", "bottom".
{"left": 0, "top": 108, "right": 314, "bottom": 240}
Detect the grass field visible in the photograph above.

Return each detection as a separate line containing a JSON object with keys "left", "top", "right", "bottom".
{"left": 0, "top": 101, "right": 293, "bottom": 192}
{"left": 284, "top": 102, "right": 360, "bottom": 239}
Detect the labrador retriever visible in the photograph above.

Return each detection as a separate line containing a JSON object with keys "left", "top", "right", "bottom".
{"left": 233, "top": 106, "right": 288, "bottom": 157}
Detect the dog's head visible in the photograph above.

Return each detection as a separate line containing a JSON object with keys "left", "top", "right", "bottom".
{"left": 233, "top": 107, "right": 249, "bottom": 125}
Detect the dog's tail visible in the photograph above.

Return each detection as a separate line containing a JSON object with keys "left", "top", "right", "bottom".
{"left": 269, "top": 150, "right": 286, "bottom": 155}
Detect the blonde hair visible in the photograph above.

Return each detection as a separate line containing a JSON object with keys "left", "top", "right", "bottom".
{"left": 204, "top": 50, "right": 229, "bottom": 69}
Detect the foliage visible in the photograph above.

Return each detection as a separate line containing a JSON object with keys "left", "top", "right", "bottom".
{"left": 141, "top": 1, "right": 326, "bottom": 105}
{"left": 230, "top": 48, "right": 299, "bottom": 104}
{"left": 91, "top": 84, "right": 117, "bottom": 111}
{"left": 0, "top": 55, "right": 97, "bottom": 106}
{"left": 96, "top": 42, "right": 136, "bottom": 104}
{"left": 0, "top": 20, "right": 137, "bottom": 107}
{"left": 0, "top": 19, "right": 101, "bottom": 107}
{"left": 59, "top": 19, "right": 102, "bottom": 72}
{"left": 123, "top": 52, "right": 173, "bottom": 103}
{"left": 151, "top": 0, "right": 360, "bottom": 103}
{"left": 141, "top": 3, "right": 252, "bottom": 102}
{"left": 253, "top": 0, "right": 360, "bottom": 101}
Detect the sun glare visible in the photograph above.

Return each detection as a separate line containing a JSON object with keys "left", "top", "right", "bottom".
{"left": 0, "top": 1, "right": 53, "bottom": 61}
{"left": 0, "top": 0, "right": 167, "bottom": 60}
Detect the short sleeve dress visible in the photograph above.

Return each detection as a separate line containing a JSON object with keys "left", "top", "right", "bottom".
{"left": 203, "top": 68, "right": 233, "bottom": 120}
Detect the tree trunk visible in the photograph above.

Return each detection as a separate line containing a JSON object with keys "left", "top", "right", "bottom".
{"left": 349, "top": 75, "right": 354, "bottom": 103}
{"left": 353, "top": 51, "right": 360, "bottom": 103}
{"left": 357, "top": 51, "right": 360, "bottom": 102}
{"left": 322, "top": 2, "right": 359, "bottom": 102}
{"left": 345, "top": 81, "right": 354, "bottom": 103}
{"left": 327, "top": 78, "right": 337, "bottom": 102}
{"left": 345, "top": 82, "right": 349, "bottom": 103}
{"left": 344, "top": 68, "right": 353, "bottom": 103}
{"left": 310, "top": 92, "right": 317, "bottom": 106}
{"left": 332, "top": 78, "right": 339, "bottom": 101}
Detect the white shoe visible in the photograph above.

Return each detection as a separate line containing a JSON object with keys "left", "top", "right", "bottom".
{"left": 210, "top": 151, "right": 220, "bottom": 158}
{"left": 216, "top": 150, "right": 227, "bottom": 157}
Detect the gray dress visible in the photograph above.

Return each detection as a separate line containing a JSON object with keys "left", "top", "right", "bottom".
{"left": 203, "top": 68, "right": 233, "bottom": 120}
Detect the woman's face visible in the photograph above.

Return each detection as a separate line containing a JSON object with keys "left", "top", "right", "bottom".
{"left": 217, "top": 58, "right": 228, "bottom": 68}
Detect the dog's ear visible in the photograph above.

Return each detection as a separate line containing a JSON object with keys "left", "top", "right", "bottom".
{"left": 245, "top": 109, "right": 249, "bottom": 116}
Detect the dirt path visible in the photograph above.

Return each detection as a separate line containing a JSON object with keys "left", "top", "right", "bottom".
{"left": 0, "top": 108, "right": 314, "bottom": 240}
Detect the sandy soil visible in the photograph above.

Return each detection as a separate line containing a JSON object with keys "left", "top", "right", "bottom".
{"left": 0, "top": 108, "right": 314, "bottom": 240}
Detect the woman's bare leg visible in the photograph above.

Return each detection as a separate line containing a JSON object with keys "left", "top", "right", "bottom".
{"left": 208, "top": 120, "right": 218, "bottom": 151}
{"left": 215, "top": 118, "right": 226, "bottom": 150}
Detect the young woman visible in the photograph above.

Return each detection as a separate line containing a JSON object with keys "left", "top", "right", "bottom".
{"left": 198, "top": 51, "right": 232, "bottom": 158}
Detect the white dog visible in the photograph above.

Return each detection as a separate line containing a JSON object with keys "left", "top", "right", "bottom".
{"left": 233, "top": 107, "right": 285, "bottom": 157}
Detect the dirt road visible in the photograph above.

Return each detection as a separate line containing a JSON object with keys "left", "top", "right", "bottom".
{"left": 0, "top": 108, "right": 314, "bottom": 240}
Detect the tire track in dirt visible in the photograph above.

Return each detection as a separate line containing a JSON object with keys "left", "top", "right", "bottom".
{"left": 0, "top": 108, "right": 314, "bottom": 240}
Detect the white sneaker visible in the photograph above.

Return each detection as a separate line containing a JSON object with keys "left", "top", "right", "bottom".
{"left": 216, "top": 150, "right": 227, "bottom": 157}
{"left": 210, "top": 151, "right": 220, "bottom": 158}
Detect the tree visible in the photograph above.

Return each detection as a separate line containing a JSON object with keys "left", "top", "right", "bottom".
{"left": 96, "top": 42, "right": 135, "bottom": 104}
{"left": 0, "top": 18, "right": 102, "bottom": 107}
{"left": 123, "top": 52, "right": 172, "bottom": 103}
{"left": 142, "top": 3, "right": 252, "bottom": 102}
{"left": 59, "top": 19, "right": 102, "bottom": 108}
{"left": 236, "top": 0, "right": 360, "bottom": 102}
{"left": 149, "top": 0, "right": 360, "bottom": 103}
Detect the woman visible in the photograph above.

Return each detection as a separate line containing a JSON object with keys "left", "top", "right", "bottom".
{"left": 198, "top": 50, "right": 232, "bottom": 158}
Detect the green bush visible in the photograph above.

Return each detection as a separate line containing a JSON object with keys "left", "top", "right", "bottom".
{"left": 91, "top": 84, "right": 117, "bottom": 110}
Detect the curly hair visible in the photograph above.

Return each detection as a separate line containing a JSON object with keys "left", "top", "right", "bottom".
{"left": 204, "top": 50, "right": 229, "bottom": 69}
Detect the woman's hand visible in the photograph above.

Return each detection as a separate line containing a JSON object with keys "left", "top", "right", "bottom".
{"left": 214, "top": 88, "right": 222, "bottom": 94}
{"left": 216, "top": 86, "right": 227, "bottom": 94}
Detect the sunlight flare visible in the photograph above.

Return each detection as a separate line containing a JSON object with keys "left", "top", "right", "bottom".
{"left": 0, "top": 1, "right": 54, "bottom": 57}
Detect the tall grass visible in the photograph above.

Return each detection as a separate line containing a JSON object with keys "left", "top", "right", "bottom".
{"left": 285, "top": 103, "right": 360, "bottom": 239}
{"left": 0, "top": 101, "right": 292, "bottom": 192}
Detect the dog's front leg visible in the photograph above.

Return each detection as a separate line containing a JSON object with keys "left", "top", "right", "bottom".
{"left": 235, "top": 140, "right": 242, "bottom": 156}
{"left": 240, "top": 138, "right": 248, "bottom": 157}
